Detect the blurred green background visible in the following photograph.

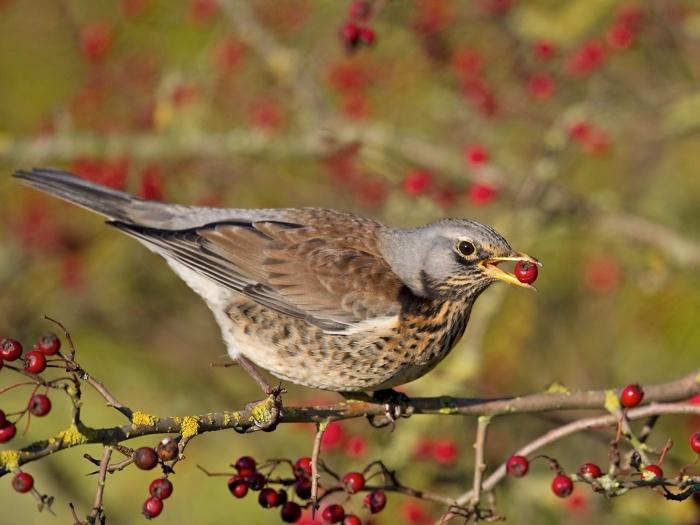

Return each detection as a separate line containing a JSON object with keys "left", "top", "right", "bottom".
{"left": 0, "top": 0, "right": 699, "bottom": 524}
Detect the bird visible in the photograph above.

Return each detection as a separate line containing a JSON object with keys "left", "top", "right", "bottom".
{"left": 13, "top": 168, "right": 539, "bottom": 396}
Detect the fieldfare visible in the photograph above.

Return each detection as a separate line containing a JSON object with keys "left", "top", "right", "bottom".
{"left": 14, "top": 168, "right": 539, "bottom": 395}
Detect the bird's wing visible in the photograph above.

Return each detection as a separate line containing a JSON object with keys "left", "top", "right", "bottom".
{"left": 112, "top": 208, "right": 403, "bottom": 334}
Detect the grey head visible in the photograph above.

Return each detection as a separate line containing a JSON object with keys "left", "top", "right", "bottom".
{"left": 378, "top": 218, "right": 539, "bottom": 300}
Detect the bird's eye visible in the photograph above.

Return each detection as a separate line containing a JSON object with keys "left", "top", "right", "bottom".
{"left": 457, "top": 240, "right": 476, "bottom": 257}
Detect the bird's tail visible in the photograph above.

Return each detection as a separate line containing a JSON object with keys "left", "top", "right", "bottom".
{"left": 13, "top": 167, "right": 142, "bottom": 223}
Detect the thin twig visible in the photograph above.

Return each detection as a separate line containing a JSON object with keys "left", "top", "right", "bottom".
{"left": 311, "top": 420, "right": 329, "bottom": 513}
{"left": 88, "top": 446, "right": 112, "bottom": 523}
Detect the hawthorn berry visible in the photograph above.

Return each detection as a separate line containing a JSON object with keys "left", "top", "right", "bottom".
{"left": 156, "top": 437, "right": 178, "bottom": 462}
{"left": 514, "top": 261, "right": 538, "bottom": 285}
{"left": 294, "top": 476, "right": 312, "bottom": 499}
{"left": 0, "top": 338, "right": 23, "bottom": 361}
{"left": 134, "top": 447, "right": 159, "bottom": 470}
{"left": 321, "top": 504, "right": 345, "bottom": 523}
{"left": 403, "top": 169, "right": 432, "bottom": 196}
{"left": 642, "top": 464, "right": 663, "bottom": 481}
{"left": 363, "top": 489, "right": 387, "bottom": 513}
{"left": 23, "top": 351, "right": 47, "bottom": 374}
{"left": 342, "top": 472, "right": 365, "bottom": 494}
{"left": 506, "top": 455, "right": 529, "bottom": 477}
{"left": 551, "top": 474, "right": 574, "bottom": 497}
{"left": 80, "top": 22, "right": 113, "bottom": 62}
{"left": 343, "top": 515, "right": 362, "bottom": 525}
{"left": 149, "top": 478, "right": 173, "bottom": 500}
{"left": 143, "top": 496, "right": 163, "bottom": 519}
{"left": 468, "top": 182, "right": 496, "bottom": 206}
{"left": 690, "top": 432, "right": 700, "bottom": 454}
{"left": 620, "top": 384, "right": 644, "bottom": 408}
{"left": 12, "top": 472, "right": 34, "bottom": 493}
{"left": 246, "top": 471, "right": 266, "bottom": 491}
{"left": 28, "top": 394, "right": 51, "bottom": 416}
{"left": 277, "top": 490, "right": 288, "bottom": 505}
{"left": 294, "top": 457, "right": 313, "bottom": 478}
{"left": 259, "top": 487, "right": 282, "bottom": 508}
{"left": 349, "top": 0, "right": 371, "bottom": 20}
{"left": 234, "top": 455, "right": 256, "bottom": 476}
{"left": 35, "top": 332, "right": 60, "bottom": 355}
{"left": 533, "top": 40, "right": 556, "bottom": 60}
{"left": 228, "top": 475, "right": 249, "bottom": 498}
{"left": 579, "top": 463, "right": 603, "bottom": 479}
{"left": 359, "top": 27, "right": 375, "bottom": 46}
{"left": 464, "top": 144, "right": 489, "bottom": 166}
{"left": 0, "top": 421, "right": 16, "bottom": 443}
{"left": 340, "top": 22, "right": 361, "bottom": 49}
{"left": 280, "top": 501, "right": 302, "bottom": 523}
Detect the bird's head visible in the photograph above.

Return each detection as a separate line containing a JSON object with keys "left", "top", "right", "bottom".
{"left": 380, "top": 218, "right": 540, "bottom": 299}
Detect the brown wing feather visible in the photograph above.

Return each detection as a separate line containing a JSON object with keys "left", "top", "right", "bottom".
{"left": 115, "top": 208, "right": 403, "bottom": 333}
{"left": 199, "top": 209, "right": 403, "bottom": 328}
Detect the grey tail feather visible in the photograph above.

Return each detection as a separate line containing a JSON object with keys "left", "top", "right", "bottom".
{"left": 13, "top": 167, "right": 141, "bottom": 222}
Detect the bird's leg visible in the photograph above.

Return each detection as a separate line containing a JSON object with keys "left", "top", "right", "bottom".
{"left": 234, "top": 355, "right": 284, "bottom": 432}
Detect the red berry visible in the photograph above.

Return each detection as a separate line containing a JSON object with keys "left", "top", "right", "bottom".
{"left": 403, "top": 169, "right": 433, "bottom": 196}
{"left": 342, "top": 472, "right": 365, "bottom": 494}
{"left": 12, "top": 472, "right": 34, "bottom": 493}
{"left": 340, "top": 22, "right": 361, "bottom": 48}
{"left": 358, "top": 27, "right": 375, "bottom": 46}
{"left": 143, "top": 496, "right": 163, "bottom": 519}
{"left": 134, "top": 447, "right": 158, "bottom": 470}
{"left": 80, "top": 22, "right": 113, "bottom": 62}
{"left": 246, "top": 471, "right": 266, "bottom": 491}
{"left": 259, "top": 487, "right": 282, "bottom": 508}
{"left": 468, "top": 182, "right": 496, "bottom": 206}
{"left": 620, "top": 384, "right": 644, "bottom": 408}
{"left": 228, "top": 475, "right": 249, "bottom": 498}
{"left": 28, "top": 394, "right": 51, "bottom": 416}
{"left": 149, "top": 478, "right": 173, "bottom": 499}
{"left": 349, "top": 0, "right": 371, "bottom": 20}
{"left": 514, "top": 261, "right": 538, "bottom": 284}
{"left": 0, "top": 421, "right": 16, "bottom": 443}
{"left": 343, "top": 515, "right": 362, "bottom": 525}
{"left": 0, "top": 409, "right": 5, "bottom": 427}
{"left": 23, "top": 351, "right": 47, "bottom": 374}
{"left": 234, "top": 455, "right": 256, "bottom": 476}
{"left": 690, "top": 432, "right": 700, "bottom": 454}
{"left": 363, "top": 490, "right": 386, "bottom": 513}
{"left": 294, "top": 457, "right": 312, "bottom": 478}
{"left": 606, "top": 23, "right": 634, "bottom": 51}
{"left": 505, "top": 455, "right": 529, "bottom": 477}
{"left": 35, "top": 333, "right": 60, "bottom": 355}
{"left": 281, "top": 501, "right": 302, "bottom": 523}
{"left": 551, "top": 474, "right": 574, "bottom": 497}
{"left": 533, "top": 40, "right": 556, "bottom": 60}
{"left": 0, "top": 338, "right": 23, "bottom": 361}
{"left": 642, "top": 464, "right": 663, "bottom": 481}
{"left": 321, "top": 504, "right": 345, "bottom": 523}
{"left": 432, "top": 438, "right": 458, "bottom": 465}
{"left": 579, "top": 463, "right": 603, "bottom": 478}
{"left": 464, "top": 144, "right": 489, "bottom": 166}
{"left": 294, "top": 476, "right": 312, "bottom": 499}
{"left": 527, "top": 73, "right": 556, "bottom": 100}
{"left": 156, "top": 437, "right": 178, "bottom": 462}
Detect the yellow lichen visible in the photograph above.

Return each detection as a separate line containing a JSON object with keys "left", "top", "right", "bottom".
{"left": 179, "top": 416, "right": 199, "bottom": 438}
{"left": 132, "top": 411, "right": 159, "bottom": 427}
{"left": 545, "top": 382, "right": 570, "bottom": 395}
{"left": 57, "top": 425, "right": 88, "bottom": 446}
{"left": 251, "top": 400, "right": 273, "bottom": 423}
{"left": 0, "top": 450, "right": 21, "bottom": 470}
{"left": 604, "top": 389, "right": 620, "bottom": 413}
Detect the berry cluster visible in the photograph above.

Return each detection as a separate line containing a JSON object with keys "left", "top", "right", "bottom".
{"left": 134, "top": 438, "right": 178, "bottom": 519}
{"left": 339, "top": 1, "right": 376, "bottom": 53}
{"left": 0, "top": 333, "right": 63, "bottom": 443}
{"left": 226, "top": 455, "right": 386, "bottom": 523}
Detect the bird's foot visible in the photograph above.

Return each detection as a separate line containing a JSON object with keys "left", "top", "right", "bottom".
{"left": 367, "top": 389, "right": 412, "bottom": 428}
{"left": 245, "top": 388, "right": 284, "bottom": 433}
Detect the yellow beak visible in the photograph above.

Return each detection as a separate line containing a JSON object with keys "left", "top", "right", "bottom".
{"left": 478, "top": 252, "right": 542, "bottom": 290}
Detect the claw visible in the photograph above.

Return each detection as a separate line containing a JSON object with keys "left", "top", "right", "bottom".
{"left": 366, "top": 389, "right": 412, "bottom": 428}
{"left": 245, "top": 392, "right": 283, "bottom": 433}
